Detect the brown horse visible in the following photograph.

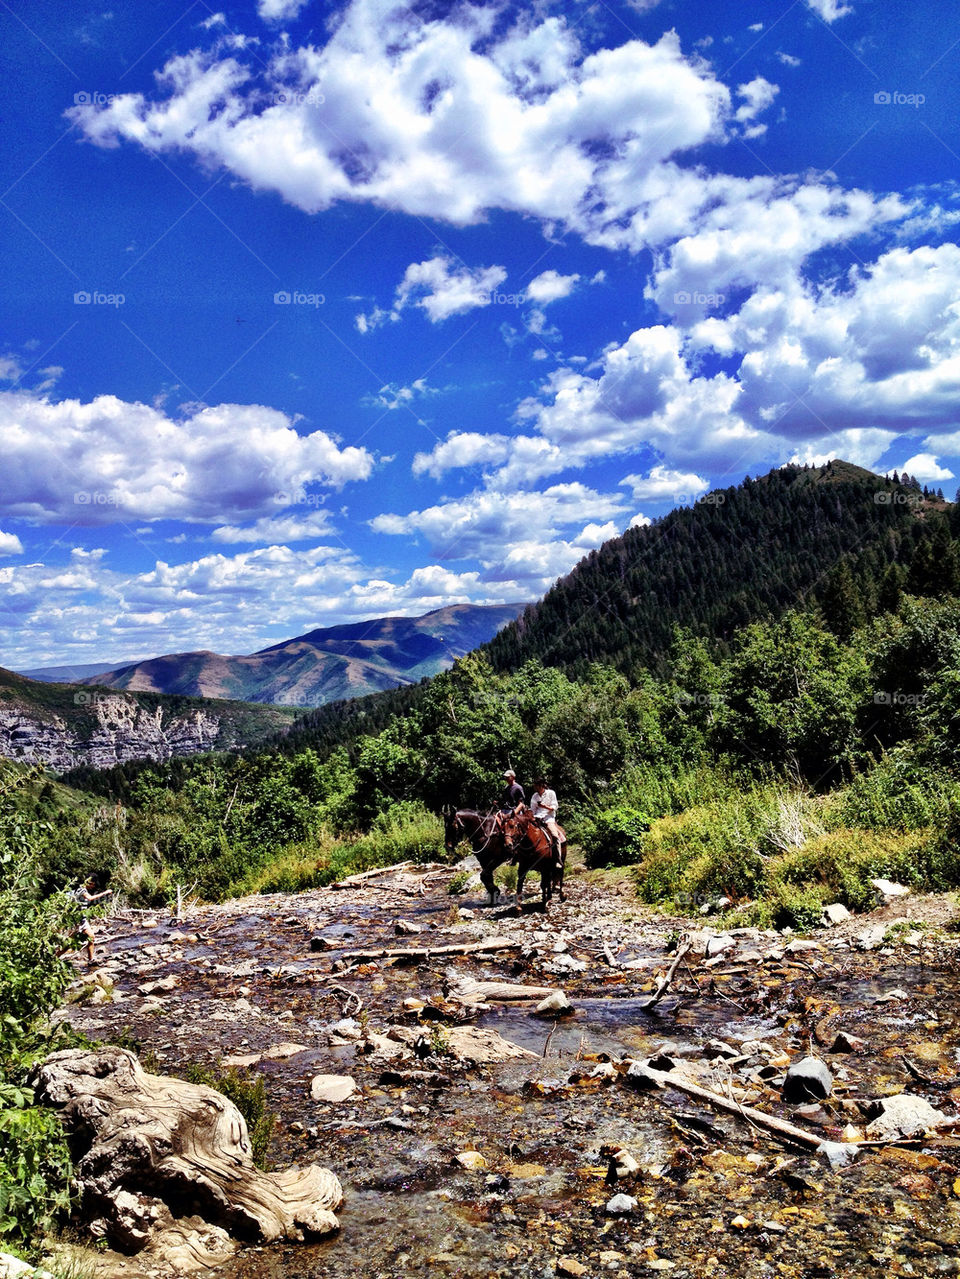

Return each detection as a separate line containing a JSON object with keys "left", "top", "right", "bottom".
{"left": 502, "top": 809, "right": 567, "bottom": 912}
{"left": 443, "top": 808, "right": 512, "bottom": 906}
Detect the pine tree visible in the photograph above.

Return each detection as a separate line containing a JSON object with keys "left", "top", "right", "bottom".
{"left": 821, "top": 559, "right": 866, "bottom": 640}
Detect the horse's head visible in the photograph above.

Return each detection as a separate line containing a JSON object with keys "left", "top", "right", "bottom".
{"left": 499, "top": 810, "right": 521, "bottom": 855}
{"left": 443, "top": 809, "right": 463, "bottom": 854}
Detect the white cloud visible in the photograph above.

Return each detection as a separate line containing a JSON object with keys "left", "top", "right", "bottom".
{"left": 371, "top": 482, "right": 627, "bottom": 569}
{"left": 629, "top": 513, "right": 652, "bottom": 528}
{"left": 257, "top": 0, "right": 308, "bottom": 23}
{"left": 365, "top": 378, "right": 437, "bottom": 411}
{"left": 890, "top": 453, "right": 955, "bottom": 483}
{"left": 211, "top": 511, "right": 334, "bottom": 543}
{"left": 621, "top": 465, "right": 709, "bottom": 501}
{"left": 68, "top": 4, "right": 732, "bottom": 250}
{"left": 0, "top": 390, "right": 373, "bottom": 524}
{"left": 412, "top": 432, "right": 512, "bottom": 479}
{"left": 358, "top": 256, "right": 507, "bottom": 330}
{"left": 806, "top": 0, "right": 853, "bottom": 21}
{"left": 526, "top": 270, "right": 580, "bottom": 305}
{"left": 734, "top": 77, "right": 779, "bottom": 138}
{"left": 777, "top": 52, "right": 802, "bottom": 67}
{"left": 0, "top": 530, "right": 23, "bottom": 556}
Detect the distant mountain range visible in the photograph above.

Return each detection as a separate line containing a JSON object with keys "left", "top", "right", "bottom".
{"left": 39, "top": 603, "right": 526, "bottom": 709}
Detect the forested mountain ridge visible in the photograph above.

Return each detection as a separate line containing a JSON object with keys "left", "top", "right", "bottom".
{"left": 485, "top": 460, "right": 953, "bottom": 678}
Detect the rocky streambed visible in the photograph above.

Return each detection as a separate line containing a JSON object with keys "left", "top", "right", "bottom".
{"left": 55, "top": 863, "right": 960, "bottom": 1278}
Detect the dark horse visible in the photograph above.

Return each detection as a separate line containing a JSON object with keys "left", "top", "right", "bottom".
{"left": 502, "top": 809, "right": 567, "bottom": 913}
{"left": 443, "top": 808, "right": 512, "bottom": 905}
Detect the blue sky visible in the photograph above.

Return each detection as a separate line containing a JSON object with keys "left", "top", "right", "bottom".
{"left": 2, "top": 0, "right": 960, "bottom": 669}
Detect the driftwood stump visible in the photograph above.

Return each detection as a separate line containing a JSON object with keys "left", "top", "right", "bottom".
{"left": 31, "top": 1047, "right": 342, "bottom": 1268}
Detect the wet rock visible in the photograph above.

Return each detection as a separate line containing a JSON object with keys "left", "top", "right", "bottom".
{"left": 534, "top": 991, "right": 573, "bottom": 1016}
{"left": 379, "top": 1068, "right": 451, "bottom": 1088}
{"left": 221, "top": 1053, "right": 262, "bottom": 1069}
{"left": 864, "top": 1094, "right": 948, "bottom": 1140}
{"left": 817, "top": 1140, "right": 858, "bottom": 1169}
{"left": 828, "top": 1031, "right": 866, "bottom": 1053}
{"left": 782, "top": 1056, "right": 833, "bottom": 1103}
{"left": 821, "top": 903, "right": 850, "bottom": 926}
{"left": 328, "top": 1017, "right": 363, "bottom": 1042}
{"left": 454, "top": 1150, "right": 487, "bottom": 1170}
{"left": 263, "top": 1042, "right": 308, "bottom": 1061}
{"left": 703, "top": 1038, "right": 739, "bottom": 1061}
{"left": 557, "top": 1259, "right": 588, "bottom": 1277}
{"left": 856, "top": 924, "right": 887, "bottom": 951}
{"left": 394, "top": 919, "right": 422, "bottom": 935}
{"left": 870, "top": 877, "right": 910, "bottom": 901}
{"left": 699, "top": 896, "right": 732, "bottom": 916}
{"left": 388, "top": 1023, "right": 537, "bottom": 1065}
{"left": 310, "top": 1074, "right": 358, "bottom": 1104}
{"left": 874, "top": 988, "right": 909, "bottom": 1004}
{"left": 309, "top": 936, "right": 334, "bottom": 952}
{"left": 138, "top": 975, "right": 178, "bottom": 996}
{"left": 784, "top": 940, "right": 820, "bottom": 954}
{"left": 140, "top": 997, "right": 165, "bottom": 1016}
{"left": 705, "top": 934, "right": 737, "bottom": 958}
{"left": 605, "top": 1192, "right": 638, "bottom": 1215}
{"left": 601, "top": 1144, "right": 641, "bottom": 1180}
{"left": 543, "top": 953, "right": 587, "bottom": 974}
{"left": 625, "top": 1059, "right": 668, "bottom": 1090}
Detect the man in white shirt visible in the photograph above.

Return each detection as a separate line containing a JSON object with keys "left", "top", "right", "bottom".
{"left": 530, "top": 777, "right": 565, "bottom": 869}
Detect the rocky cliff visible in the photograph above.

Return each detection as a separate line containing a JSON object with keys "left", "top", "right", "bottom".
{"left": 0, "top": 667, "right": 299, "bottom": 773}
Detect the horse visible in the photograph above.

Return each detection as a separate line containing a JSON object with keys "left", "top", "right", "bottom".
{"left": 443, "top": 808, "right": 513, "bottom": 906}
{"left": 502, "top": 808, "right": 567, "bottom": 912}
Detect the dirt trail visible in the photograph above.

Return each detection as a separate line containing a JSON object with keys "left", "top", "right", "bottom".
{"left": 61, "top": 864, "right": 960, "bottom": 1278}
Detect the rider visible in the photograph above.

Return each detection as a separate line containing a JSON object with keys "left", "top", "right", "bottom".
{"left": 530, "top": 777, "right": 565, "bottom": 870}
{"left": 500, "top": 769, "right": 524, "bottom": 813}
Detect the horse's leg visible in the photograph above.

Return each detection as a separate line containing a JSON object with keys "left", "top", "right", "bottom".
{"left": 557, "top": 843, "right": 566, "bottom": 901}
{"left": 479, "top": 861, "right": 498, "bottom": 906}
{"left": 515, "top": 859, "right": 527, "bottom": 912}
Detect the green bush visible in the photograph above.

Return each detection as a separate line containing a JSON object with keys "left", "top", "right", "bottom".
{"left": 0, "top": 1083, "right": 73, "bottom": 1247}
{"left": 583, "top": 805, "right": 651, "bottom": 868}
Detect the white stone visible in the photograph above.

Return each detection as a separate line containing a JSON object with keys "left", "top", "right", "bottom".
{"left": 310, "top": 1074, "right": 357, "bottom": 1104}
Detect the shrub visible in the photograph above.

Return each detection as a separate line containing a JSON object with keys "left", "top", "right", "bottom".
{"left": 583, "top": 805, "right": 650, "bottom": 868}
{"left": 0, "top": 1084, "right": 73, "bottom": 1247}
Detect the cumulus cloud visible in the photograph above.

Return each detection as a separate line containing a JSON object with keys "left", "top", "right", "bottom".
{"left": 0, "top": 530, "right": 23, "bottom": 556}
{"left": 734, "top": 77, "right": 779, "bottom": 137}
{"left": 68, "top": 2, "right": 733, "bottom": 251}
{"left": 621, "top": 465, "right": 709, "bottom": 501}
{"left": 0, "top": 390, "right": 373, "bottom": 524}
{"left": 211, "top": 511, "right": 335, "bottom": 543}
{"left": 526, "top": 270, "right": 580, "bottom": 305}
{"left": 257, "top": 0, "right": 308, "bottom": 23}
{"left": 890, "top": 453, "right": 955, "bottom": 483}
{"left": 806, "top": 0, "right": 853, "bottom": 21}
{"left": 371, "top": 482, "right": 627, "bottom": 566}
{"left": 357, "top": 256, "right": 507, "bottom": 330}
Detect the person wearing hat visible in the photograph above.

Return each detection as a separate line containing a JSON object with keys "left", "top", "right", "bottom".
{"left": 530, "top": 777, "right": 565, "bottom": 870}
{"left": 499, "top": 768, "right": 524, "bottom": 813}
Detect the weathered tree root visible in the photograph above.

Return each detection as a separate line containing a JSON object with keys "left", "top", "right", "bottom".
{"left": 31, "top": 1047, "right": 343, "bottom": 1266}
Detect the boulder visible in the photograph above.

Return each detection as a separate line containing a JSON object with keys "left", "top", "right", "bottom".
{"left": 310, "top": 1074, "right": 357, "bottom": 1104}
{"left": 782, "top": 1056, "right": 833, "bottom": 1103}
{"left": 821, "top": 903, "right": 850, "bottom": 926}
{"left": 0, "top": 1255, "right": 54, "bottom": 1279}
{"left": 870, "top": 878, "right": 910, "bottom": 901}
{"left": 30, "top": 1047, "right": 342, "bottom": 1265}
{"left": 865, "top": 1094, "right": 948, "bottom": 1141}
{"left": 534, "top": 991, "right": 572, "bottom": 1016}
{"left": 605, "top": 1193, "right": 638, "bottom": 1215}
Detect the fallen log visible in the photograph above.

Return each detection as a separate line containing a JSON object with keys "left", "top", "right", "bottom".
{"left": 627, "top": 1062, "right": 824, "bottom": 1151}
{"left": 447, "top": 975, "right": 560, "bottom": 1004}
{"left": 330, "top": 861, "right": 414, "bottom": 888}
{"left": 333, "top": 936, "right": 522, "bottom": 963}
{"left": 641, "top": 938, "right": 692, "bottom": 1009}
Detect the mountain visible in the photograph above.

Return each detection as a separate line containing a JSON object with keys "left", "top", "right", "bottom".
{"left": 485, "top": 460, "right": 949, "bottom": 677}
{"left": 0, "top": 666, "right": 300, "bottom": 773}
{"left": 20, "top": 661, "right": 141, "bottom": 683}
{"left": 273, "top": 461, "right": 954, "bottom": 758}
{"left": 78, "top": 603, "right": 527, "bottom": 707}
